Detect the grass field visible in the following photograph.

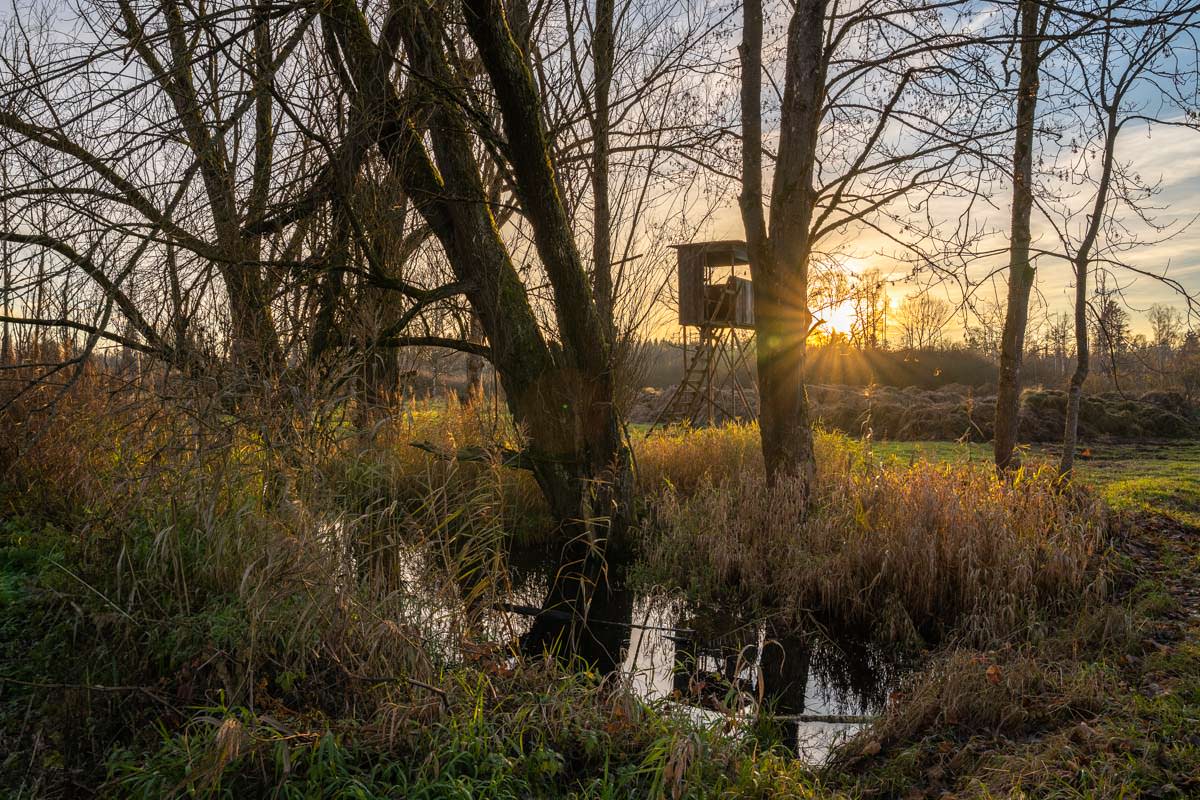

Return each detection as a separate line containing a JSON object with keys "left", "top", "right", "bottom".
{"left": 873, "top": 439, "right": 1200, "bottom": 527}
{"left": 5, "top": 403, "right": 1200, "bottom": 797}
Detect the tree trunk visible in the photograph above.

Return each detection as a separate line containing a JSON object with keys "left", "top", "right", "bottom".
{"left": 755, "top": 274, "right": 818, "bottom": 491}
{"left": 994, "top": 0, "right": 1043, "bottom": 472}
{"left": 0, "top": 161, "right": 10, "bottom": 366}
{"left": 308, "top": 212, "right": 349, "bottom": 366}
{"left": 1059, "top": 258, "right": 1089, "bottom": 477}
{"left": 458, "top": 0, "right": 632, "bottom": 659}
{"left": 739, "top": 0, "right": 824, "bottom": 491}
{"left": 1059, "top": 98, "right": 1118, "bottom": 475}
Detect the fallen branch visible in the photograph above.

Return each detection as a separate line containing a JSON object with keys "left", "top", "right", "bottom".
{"left": 768, "top": 713, "right": 877, "bottom": 724}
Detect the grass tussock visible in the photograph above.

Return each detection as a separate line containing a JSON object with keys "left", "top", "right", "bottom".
{"left": 822, "top": 505, "right": 1200, "bottom": 799}
{"left": 638, "top": 427, "right": 1109, "bottom": 645}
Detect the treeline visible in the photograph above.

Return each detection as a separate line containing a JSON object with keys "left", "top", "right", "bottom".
{"left": 634, "top": 327, "right": 1200, "bottom": 400}
{"left": 632, "top": 338, "right": 997, "bottom": 390}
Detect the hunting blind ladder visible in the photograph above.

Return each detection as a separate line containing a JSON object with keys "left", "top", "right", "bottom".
{"left": 649, "top": 241, "right": 758, "bottom": 431}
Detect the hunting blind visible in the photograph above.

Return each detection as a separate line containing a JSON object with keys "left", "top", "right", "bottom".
{"left": 650, "top": 241, "right": 758, "bottom": 430}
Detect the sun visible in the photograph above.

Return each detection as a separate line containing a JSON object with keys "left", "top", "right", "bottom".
{"left": 820, "top": 300, "right": 857, "bottom": 335}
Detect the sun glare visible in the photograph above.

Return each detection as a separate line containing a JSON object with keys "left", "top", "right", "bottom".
{"left": 822, "top": 301, "right": 857, "bottom": 334}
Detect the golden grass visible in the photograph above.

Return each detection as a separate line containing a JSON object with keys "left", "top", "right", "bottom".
{"left": 637, "top": 427, "right": 1110, "bottom": 645}
{"left": 320, "top": 393, "right": 551, "bottom": 542}
{"left": 634, "top": 423, "right": 765, "bottom": 496}
{"left": 0, "top": 382, "right": 528, "bottom": 715}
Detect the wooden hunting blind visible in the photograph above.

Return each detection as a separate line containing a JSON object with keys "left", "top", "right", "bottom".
{"left": 674, "top": 240, "right": 755, "bottom": 329}
{"left": 650, "top": 240, "right": 758, "bottom": 430}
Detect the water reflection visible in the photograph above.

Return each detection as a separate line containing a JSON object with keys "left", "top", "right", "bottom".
{"left": 334, "top": 519, "right": 906, "bottom": 766}
{"left": 506, "top": 547, "right": 908, "bottom": 764}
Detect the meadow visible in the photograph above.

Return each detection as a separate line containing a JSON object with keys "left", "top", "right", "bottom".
{"left": 877, "top": 439, "right": 1200, "bottom": 528}
{"left": 1, "top": 389, "right": 1198, "bottom": 798}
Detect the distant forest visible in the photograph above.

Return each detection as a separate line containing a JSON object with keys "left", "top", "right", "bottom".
{"left": 623, "top": 321, "right": 1200, "bottom": 397}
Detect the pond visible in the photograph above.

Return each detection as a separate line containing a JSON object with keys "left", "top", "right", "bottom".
{"left": 505, "top": 547, "right": 911, "bottom": 764}
{"left": 332, "top": 519, "right": 911, "bottom": 765}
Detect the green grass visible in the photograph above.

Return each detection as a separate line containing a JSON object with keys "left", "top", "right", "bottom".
{"left": 873, "top": 440, "right": 1200, "bottom": 527}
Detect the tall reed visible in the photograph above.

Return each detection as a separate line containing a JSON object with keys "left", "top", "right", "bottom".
{"left": 638, "top": 429, "right": 1109, "bottom": 645}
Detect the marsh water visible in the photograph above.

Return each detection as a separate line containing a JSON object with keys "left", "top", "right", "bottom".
{"left": 504, "top": 548, "right": 910, "bottom": 764}
{"left": 329, "top": 519, "right": 909, "bottom": 765}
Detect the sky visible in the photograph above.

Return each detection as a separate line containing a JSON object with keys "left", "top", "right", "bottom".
{"left": 691, "top": 116, "right": 1200, "bottom": 340}
{"left": 3, "top": 0, "right": 1199, "bottom": 347}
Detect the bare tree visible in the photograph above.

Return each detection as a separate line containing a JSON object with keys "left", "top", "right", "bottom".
{"left": 591, "top": 0, "right": 616, "bottom": 343}
{"left": 0, "top": 0, "right": 729, "bottom": 660}
{"left": 849, "top": 268, "right": 890, "bottom": 350}
{"left": 897, "top": 293, "right": 953, "bottom": 351}
{"left": 1149, "top": 302, "right": 1184, "bottom": 350}
{"left": 963, "top": 295, "right": 1008, "bottom": 360}
{"left": 290, "top": 0, "right": 727, "bottom": 659}
{"left": 1037, "top": 0, "right": 1200, "bottom": 475}
{"left": 738, "top": 0, "right": 994, "bottom": 491}
{"left": 1049, "top": 312, "right": 1072, "bottom": 366}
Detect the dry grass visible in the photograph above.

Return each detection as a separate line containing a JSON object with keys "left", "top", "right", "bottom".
{"left": 825, "top": 643, "right": 1123, "bottom": 798}
{"left": 0, "top": 380, "right": 528, "bottom": 722}
{"left": 866, "top": 647, "right": 1112, "bottom": 746}
{"left": 637, "top": 425, "right": 1110, "bottom": 645}
{"left": 826, "top": 592, "right": 1191, "bottom": 800}
{"left": 634, "top": 423, "right": 765, "bottom": 496}
{"left": 320, "top": 394, "right": 552, "bottom": 546}
{"left": 1, "top": 384, "right": 1136, "bottom": 797}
